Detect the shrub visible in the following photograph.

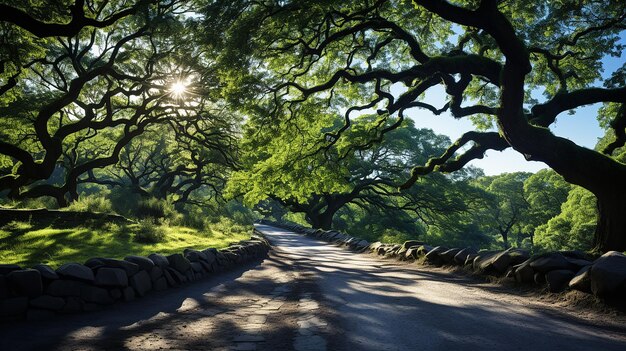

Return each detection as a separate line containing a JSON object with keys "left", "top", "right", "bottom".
{"left": 136, "top": 197, "right": 181, "bottom": 222}
{"left": 134, "top": 218, "right": 167, "bottom": 243}
{"left": 66, "top": 195, "right": 114, "bottom": 213}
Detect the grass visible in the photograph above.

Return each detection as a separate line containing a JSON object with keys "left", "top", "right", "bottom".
{"left": 0, "top": 216, "right": 252, "bottom": 268}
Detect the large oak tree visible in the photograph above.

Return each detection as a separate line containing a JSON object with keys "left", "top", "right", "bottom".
{"left": 207, "top": 0, "right": 626, "bottom": 252}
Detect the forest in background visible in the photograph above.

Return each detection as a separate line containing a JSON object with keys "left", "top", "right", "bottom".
{"left": 1, "top": 0, "right": 625, "bottom": 256}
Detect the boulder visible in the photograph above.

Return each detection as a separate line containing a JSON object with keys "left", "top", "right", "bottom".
{"left": 0, "top": 264, "right": 22, "bottom": 276}
{"left": 122, "top": 286, "right": 135, "bottom": 302}
{"left": 417, "top": 245, "right": 433, "bottom": 257}
{"left": 514, "top": 260, "right": 535, "bottom": 283}
{"left": 110, "top": 289, "right": 122, "bottom": 300}
{"left": 7, "top": 269, "right": 43, "bottom": 297}
{"left": 424, "top": 246, "right": 447, "bottom": 265}
{"left": 190, "top": 262, "right": 204, "bottom": 274}
{"left": 163, "top": 268, "right": 178, "bottom": 287}
{"left": 546, "top": 270, "right": 575, "bottom": 293}
{"left": 148, "top": 253, "right": 170, "bottom": 269}
{"left": 27, "top": 309, "right": 55, "bottom": 321}
{"left": 80, "top": 285, "right": 114, "bottom": 305}
{"left": 507, "top": 248, "right": 531, "bottom": 266}
{"left": 405, "top": 246, "right": 421, "bottom": 260}
{"left": 569, "top": 266, "right": 592, "bottom": 293}
{"left": 33, "top": 264, "right": 59, "bottom": 281}
{"left": 534, "top": 272, "right": 546, "bottom": 285}
{"left": 475, "top": 250, "right": 510, "bottom": 274}
{"left": 565, "top": 257, "right": 593, "bottom": 270}
{"left": 56, "top": 263, "right": 95, "bottom": 282}
{"left": 29, "top": 295, "right": 65, "bottom": 311}
{"left": 590, "top": 251, "right": 626, "bottom": 296}
{"left": 165, "top": 267, "right": 186, "bottom": 285}
{"left": 149, "top": 266, "right": 163, "bottom": 282}
{"left": 124, "top": 256, "right": 155, "bottom": 272}
{"left": 439, "top": 248, "right": 461, "bottom": 265}
{"left": 99, "top": 258, "right": 140, "bottom": 277}
{"left": 184, "top": 249, "right": 208, "bottom": 263}
{"left": 401, "top": 240, "right": 424, "bottom": 251}
{"left": 530, "top": 253, "right": 571, "bottom": 273}
{"left": 94, "top": 267, "right": 128, "bottom": 287}
{"left": 84, "top": 258, "right": 105, "bottom": 269}
{"left": 464, "top": 254, "right": 478, "bottom": 266}
{"left": 454, "top": 248, "right": 477, "bottom": 265}
{"left": 129, "top": 270, "right": 152, "bottom": 297}
{"left": 167, "top": 253, "right": 191, "bottom": 273}
{"left": 60, "top": 297, "right": 82, "bottom": 314}
{"left": 46, "top": 280, "right": 85, "bottom": 297}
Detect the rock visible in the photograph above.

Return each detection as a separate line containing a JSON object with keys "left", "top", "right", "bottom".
{"left": 475, "top": 250, "right": 510, "bottom": 274}
{"left": 110, "top": 289, "right": 122, "bottom": 300}
{"left": 0, "top": 264, "right": 22, "bottom": 275}
{"left": 33, "top": 264, "right": 59, "bottom": 281}
{"left": 569, "top": 266, "right": 592, "bottom": 293}
{"left": 165, "top": 267, "right": 186, "bottom": 285}
{"left": 190, "top": 262, "right": 204, "bottom": 274}
{"left": 149, "top": 266, "right": 163, "bottom": 282}
{"left": 84, "top": 258, "right": 105, "bottom": 269}
{"left": 124, "top": 256, "right": 155, "bottom": 272}
{"left": 167, "top": 253, "right": 191, "bottom": 273}
{"left": 534, "top": 272, "right": 546, "bottom": 285}
{"left": 424, "top": 246, "right": 447, "bottom": 265}
{"left": 0, "top": 296, "right": 28, "bottom": 317}
{"left": 439, "top": 248, "right": 461, "bottom": 265}
{"left": 7, "top": 269, "right": 43, "bottom": 297}
{"left": 401, "top": 240, "right": 424, "bottom": 251}
{"left": 122, "top": 286, "right": 135, "bottom": 302}
{"left": 514, "top": 260, "right": 535, "bottom": 283}
{"left": 184, "top": 249, "right": 209, "bottom": 263}
{"left": 185, "top": 270, "right": 195, "bottom": 282}
{"left": 148, "top": 253, "right": 170, "bottom": 268}
{"left": 30, "top": 295, "right": 65, "bottom": 311}
{"left": 546, "top": 270, "right": 575, "bottom": 293}
{"left": 56, "top": 263, "right": 95, "bottom": 282}
{"left": 60, "top": 297, "right": 82, "bottom": 313}
{"left": 163, "top": 268, "right": 178, "bottom": 287}
{"left": 199, "top": 260, "right": 212, "bottom": 272}
{"left": 405, "top": 246, "right": 421, "bottom": 260}
{"left": 94, "top": 267, "right": 128, "bottom": 287}
{"left": 507, "top": 248, "right": 531, "bottom": 266}
{"left": 201, "top": 249, "right": 218, "bottom": 264}
{"left": 129, "top": 270, "right": 152, "bottom": 297}
{"left": 153, "top": 277, "right": 168, "bottom": 291}
{"left": 464, "top": 254, "right": 478, "bottom": 266}
{"left": 530, "top": 253, "right": 571, "bottom": 273}
{"left": 80, "top": 285, "right": 113, "bottom": 305}
{"left": 99, "top": 258, "right": 140, "bottom": 277}
{"left": 46, "top": 280, "right": 85, "bottom": 297}
{"left": 565, "top": 257, "right": 593, "bottom": 270}
{"left": 590, "top": 251, "right": 626, "bottom": 296}
{"left": 454, "top": 248, "right": 477, "bottom": 265}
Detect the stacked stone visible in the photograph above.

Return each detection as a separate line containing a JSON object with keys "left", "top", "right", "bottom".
{"left": 0, "top": 236, "right": 271, "bottom": 322}
{"left": 264, "top": 220, "right": 626, "bottom": 300}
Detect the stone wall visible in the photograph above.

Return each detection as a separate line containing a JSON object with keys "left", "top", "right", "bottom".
{"left": 262, "top": 220, "right": 626, "bottom": 300}
{"left": 0, "top": 232, "right": 271, "bottom": 322}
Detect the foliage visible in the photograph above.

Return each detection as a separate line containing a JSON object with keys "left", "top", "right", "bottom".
{"left": 534, "top": 187, "right": 597, "bottom": 252}
{"left": 134, "top": 218, "right": 168, "bottom": 244}
{"left": 65, "top": 195, "right": 114, "bottom": 214}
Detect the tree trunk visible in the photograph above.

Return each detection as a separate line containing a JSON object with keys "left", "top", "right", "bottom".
{"left": 594, "top": 190, "right": 626, "bottom": 252}
{"left": 307, "top": 211, "right": 334, "bottom": 230}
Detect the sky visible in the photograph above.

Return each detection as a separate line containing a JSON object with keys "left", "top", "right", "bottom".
{"left": 404, "top": 36, "right": 625, "bottom": 176}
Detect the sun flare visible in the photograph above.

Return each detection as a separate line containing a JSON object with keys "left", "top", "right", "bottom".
{"left": 170, "top": 80, "right": 188, "bottom": 99}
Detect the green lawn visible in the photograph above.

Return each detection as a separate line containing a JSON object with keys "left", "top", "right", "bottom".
{"left": 0, "top": 217, "right": 251, "bottom": 268}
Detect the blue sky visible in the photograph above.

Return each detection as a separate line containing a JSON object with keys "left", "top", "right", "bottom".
{"left": 405, "top": 36, "right": 625, "bottom": 176}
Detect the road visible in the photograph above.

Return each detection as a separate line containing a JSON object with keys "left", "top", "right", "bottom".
{"left": 1, "top": 224, "right": 625, "bottom": 351}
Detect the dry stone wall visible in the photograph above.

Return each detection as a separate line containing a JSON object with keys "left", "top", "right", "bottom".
{"left": 262, "top": 220, "right": 626, "bottom": 300}
{"left": 0, "top": 233, "right": 271, "bottom": 322}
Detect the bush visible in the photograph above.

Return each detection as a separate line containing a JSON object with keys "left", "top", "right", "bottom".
{"left": 66, "top": 195, "right": 114, "bottom": 213}
{"left": 134, "top": 218, "right": 167, "bottom": 243}
{"left": 136, "top": 197, "right": 181, "bottom": 222}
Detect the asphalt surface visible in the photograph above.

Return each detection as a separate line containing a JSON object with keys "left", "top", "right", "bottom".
{"left": 1, "top": 224, "right": 625, "bottom": 350}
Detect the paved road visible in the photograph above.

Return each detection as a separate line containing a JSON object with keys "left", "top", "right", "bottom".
{"left": 1, "top": 224, "right": 626, "bottom": 350}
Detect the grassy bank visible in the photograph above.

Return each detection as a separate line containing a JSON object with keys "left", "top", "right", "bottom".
{"left": 0, "top": 216, "right": 251, "bottom": 268}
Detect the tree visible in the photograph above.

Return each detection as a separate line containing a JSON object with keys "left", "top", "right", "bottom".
{"left": 227, "top": 112, "right": 466, "bottom": 229}
{"left": 207, "top": 0, "right": 626, "bottom": 251}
